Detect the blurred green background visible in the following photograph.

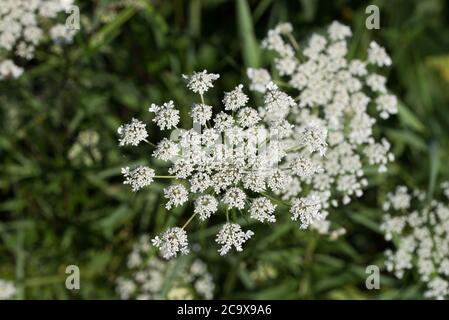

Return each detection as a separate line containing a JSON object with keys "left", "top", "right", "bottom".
{"left": 1, "top": 0, "right": 449, "bottom": 299}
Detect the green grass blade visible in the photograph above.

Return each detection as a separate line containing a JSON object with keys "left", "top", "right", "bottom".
{"left": 236, "top": 0, "right": 260, "bottom": 68}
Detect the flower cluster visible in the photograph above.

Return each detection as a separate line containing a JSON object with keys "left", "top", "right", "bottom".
{"left": 250, "top": 262, "right": 278, "bottom": 284}
{"left": 0, "top": 279, "right": 16, "bottom": 300}
{"left": 251, "top": 21, "right": 396, "bottom": 234}
{"left": 0, "top": 0, "right": 77, "bottom": 80}
{"left": 118, "top": 21, "right": 396, "bottom": 259}
{"left": 381, "top": 183, "right": 449, "bottom": 299}
{"left": 116, "top": 235, "right": 214, "bottom": 300}
{"left": 68, "top": 130, "right": 102, "bottom": 167}
{"left": 119, "top": 69, "right": 328, "bottom": 258}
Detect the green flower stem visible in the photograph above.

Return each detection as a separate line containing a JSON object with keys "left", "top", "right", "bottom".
{"left": 261, "top": 192, "right": 289, "bottom": 207}
{"left": 287, "top": 33, "right": 300, "bottom": 51}
{"left": 274, "top": 79, "right": 291, "bottom": 88}
{"left": 182, "top": 212, "right": 198, "bottom": 229}
{"left": 286, "top": 33, "right": 304, "bottom": 62}
{"left": 286, "top": 145, "right": 303, "bottom": 153}
{"left": 144, "top": 139, "right": 156, "bottom": 147}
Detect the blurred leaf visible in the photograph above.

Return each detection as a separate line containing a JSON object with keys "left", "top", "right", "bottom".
{"left": 428, "top": 141, "right": 440, "bottom": 200}
{"left": 427, "top": 54, "right": 449, "bottom": 84}
{"left": 236, "top": 0, "right": 261, "bottom": 68}
{"left": 397, "top": 100, "right": 427, "bottom": 133}
{"left": 88, "top": 7, "right": 136, "bottom": 55}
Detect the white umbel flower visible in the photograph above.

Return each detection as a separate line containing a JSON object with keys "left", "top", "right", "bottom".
{"left": 299, "top": 123, "right": 328, "bottom": 156}
{"left": 243, "top": 171, "right": 266, "bottom": 193}
{"left": 122, "top": 166, "right": 155, "bottom": 192}
{"left": 118, "top": 118, "right": 148, "bottom": 147}
{"left": 222, "top": 187, "right": 246, "bottom": 210}
{"left": 213, "top": 112, "right": 234, "bottom": 132}
{"left": 376, "top": 94, "right": 398, "bottom": 119}
{"left": 183, "top": 70, "right": 220, "bottom": 95}
{"left": 194, "top": 195, "right": 218, "bottom": 221}
{"left": 425, "top": 277, "right": 449, "bottom": 300}
{"left": 290, "top": 195, "right": 323, "bottom": 229}
{"left": 149, "top": 101, "right": 180, "bottom": 130}
{"left": 272, "top": 119, "right": 294, "bottom": 139}
{"left": 247, "top": 68, "right": 271, "bottom": 93}
{"left": 364, "top": 139, "right": 394, "bottom": 173}
{"left": 153, "top": 138, "right": 179, "bottom": 161}
{"left": 275, "top": 22, "right": 293, "bottom": 34}
{"left": 152, "top": 227, "right": 189, "bottom": 259}
{"left": 349, "top": 59, "right": 368, "bottom": 76}
{"left": 327, "top": 21, "right": 352, "bottom": 41}
{"left": 190, "top": 103, "right": 213, "bottom": 125}
{"left": 366, "top": 74, "right": 387, "bottom": 93}
{"left": 0, "top": 279, "right": 16, "bottom": 300}
{"left": 49, "top": 23, "right": 76, "bottom": 44}
{"left": 368, "top": 41, "right": 392, "bottom": 67}
{"left": 16, "top": 42, "right": 35, "bottom": 60}
{"left": 190, "top": 172, "right": 212, "bottom": 193}
{"left": 291, "top": 156, "right": 321, "bottom": 179}
{"left": 169, "top": 158, "right": 194, "bottom": 179}
{"left": 0, "top": 0, "right": 77, "bottom": 80}
{"left": 222, "top": 84, "right": 248, "bottom": 111}
{"left": 249, "top": 197, "right": 277, "bottom": 223}
{"left": 216, "top": 223, "right": 254, "bottom": 256}
{"left": 116, "top": 278, "right": 137, "bottom": 300}
{"left": 201, "top": 128, "right": 220, "bottom": 146}
{"left": 304, "top": 34, "right": 327, "bottom": 59}
{"left": 164, "top": 184, "right": 189, "bottom": 209}
{"left": 267, "top": 169, "right": 288, "bottom": 192}
{"left": 237, "top": 107, "right": 260, "bottom": 128}
{"left": 275, "top": 56, "right": 298, "bottom": 76}
{"left": 117, "top": 235, "right": 214, "bottom": 299}
{"left": 383, "top": 186, "right": 412, "bottom": 211}
{"left": 263, "top": 82, "right": 296, "bottom": 120}
{"left": 0, "top": 60, "right": 24, "bottom": 80}
{"left": 442, "top": 182, "right": 449, "bottom": 200}
{"left": 118, "top": 23, "right": 399, "bottom": 255}
{"left": 381, "top": 184, "right": 449, "bottom": 299}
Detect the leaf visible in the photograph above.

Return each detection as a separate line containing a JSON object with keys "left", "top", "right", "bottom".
{"left": 238, "top": 267, "right": 256, "bottom": 290}
{"left": 386, "top": 129, "right": 427, "bottom": 152}
{"left": 87, "top": 7, "right": 136, "bottom": 55}
{"left": 253, "top": 0, "right": 274, "bottom": 22}
{"left": 346, "top": 208, "right": 381, "bottom": 233}
{"left": 428, "top": 141, "right": 440, "bottom": 200}
{"left": 397, "top": 100, "right": 427, "bottom": 133}
{"left": 160, "top": 255, "right": 191, "bottom": 298}
{"left": 94, "top": 205, "right": 133, "bottom": 239}
{"left": 236, "top": 0, "right": 260, "bottom": 68}
{"left": 426, "top": 54, "right": 449, "bottom": 84}
{"left": 248, "top": 281, "right": 298, "bottom": 299}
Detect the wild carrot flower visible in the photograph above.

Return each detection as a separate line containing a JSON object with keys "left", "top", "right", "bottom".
{"left": 253, "top": 20, "right": 396, "bottom": 234}
{"left": 121, "top": 166, "right": 155, "bottom": 192}
{"left": 0, "top": 0, "right": 78, "bottom": 80}
{"left": 151, "top": 227, "right": 189, "bottom": 260}
{"left": 216, "top": 223, "right": 254, "bottom": 256}
{"left": 381, "top": 183, "right": 449, "bottom": 299}
{"left": 182, "top": 70, "right": 219, "bottom": 95}
{"left": 0, "top": 279, "right": 16, "bottom": 300}
{"left": 116, "top": 235, "right": 214, "bottom": 299}
{"left": 117, "top": 118, "right": 148, "bottom": 147}
{"left": 118, "top": 21, "right": 397, "bottom": 257}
